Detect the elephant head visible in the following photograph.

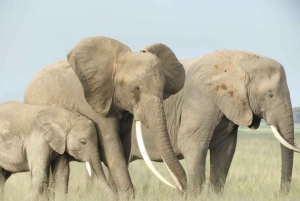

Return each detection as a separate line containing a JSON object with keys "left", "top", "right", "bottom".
{"left": 67, "top": 37, "right": 186, "bottom": 190}
{"left": 197, "top": 50, "right": 299, "bottom": 193}
{"left": 36, "top": 105, "right": 114, "bottom": 195}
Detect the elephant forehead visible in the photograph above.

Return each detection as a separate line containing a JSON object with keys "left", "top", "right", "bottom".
{"left": 118, "top": 52, "right": 161, "bottom": 69}
{"left": 71, "top": 115, "right": 94, "bottom": 126}
{"left": 0, "top": 119, "right": 10, "bottom": 134}
{"left": 133, "top": 51, "right": 159, "bottom": 60}
{"left": 77, "top": 118, "right": 94, "bottom": 127}
{"left": 116, "top": 58, "right": 165, "bottom": 88}
{"left": 70, "top": 120, "right": 96, "bottom": 138}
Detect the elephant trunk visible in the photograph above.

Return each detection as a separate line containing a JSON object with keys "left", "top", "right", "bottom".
{"left": 137, "top": 98, "right": 187, "bottom": 190}
{"left": 267, "top": 100, "right": 295, "bottom": 193}
{"left": 278, "top": 113, "right": 294, "bottom": 193}
{"left": 89, "top": 148, "right": 117, "bottom": 197}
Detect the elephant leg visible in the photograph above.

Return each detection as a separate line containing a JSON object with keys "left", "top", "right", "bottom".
{"left": 178, "top": 97, "right": 221, "bottom": 197}
{"left": 90, "top": 109, "right": 134, "bottom": 199}
{"left": 0, "top": 171, "right": 3, "bottom": 201}
{"left": 51, "top": 156, "right": 70, "bottom": 201}
{"left": 209, "top": 125, "right": 238, "bottom": 194}
{"left": 105, "top": 170, "right": 117, "bottom": 193}
{"left": 183, "top": 141, "right": 210, "bottom": 196}
{"left": 0, "top": 168, "right": 11, "bottom": 201}
{"left": 47, "top": 166, "right": 55, "bottom": 200}
{"left": 27, "top": 140, "right": 51, "bottom": 200}
{"left": 180, "top": 132, "right": 213, "bottom": 196}
{"left": 28, "top": 163, "right": 50, "bottom": 200}
{"left": 119, "top": 113, "right": 133, "bottom": 164}
{"left": 83, "top": 113, "right": 132, "bottom": 196}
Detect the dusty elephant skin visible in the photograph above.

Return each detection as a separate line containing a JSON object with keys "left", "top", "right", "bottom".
{"left": 0, "top": 101, "right": 112, "bottom": 201}
{"left": 128, "top": 50, "right": 297, "bottom": 196}
{"left": 24, "top": 36, "right": 187, "bottom": 199}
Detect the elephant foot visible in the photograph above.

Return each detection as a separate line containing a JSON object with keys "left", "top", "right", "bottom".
{"left": 185, "top": 186, "right": 204, "bottom": 199}
{"left": 279, "top": 181, "right": 291, "bottom": 195}
{"left": 208, "top": 182, "right": 225, "bottom": 195}
{"left": 117, "top": 187, "right": 135, "bottom": 201}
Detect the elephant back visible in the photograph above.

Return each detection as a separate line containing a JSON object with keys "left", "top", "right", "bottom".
{"left": 24, "top": 60, "right": 87, "bottom": 111}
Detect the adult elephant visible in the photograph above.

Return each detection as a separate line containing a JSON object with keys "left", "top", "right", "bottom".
{"left": 126, "top": 49, "right": 299, "bottom": 196}
{"left": 24, "top": 36, "right": 187, "bottom": 199}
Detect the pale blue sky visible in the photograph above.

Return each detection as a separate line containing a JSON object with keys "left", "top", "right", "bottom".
{"left": 0, "top": 0, "right": 299, "bottom": 106}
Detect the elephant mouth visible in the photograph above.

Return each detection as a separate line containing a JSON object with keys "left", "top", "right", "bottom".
{"left": 68, "top": 149, "right": 81, "bottom": 159}
{"left": 76, "top": 151, "right": 93, "bottom": 177}
{"left": 68, "top": 149, "right": 84, "bottom": 163}
{"left": 69, "top": 149, "right": 92, "bottom": 176}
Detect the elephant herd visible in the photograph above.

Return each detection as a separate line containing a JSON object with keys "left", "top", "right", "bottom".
{"left": 0, "top": 36, "right": 298, "bottom": 200}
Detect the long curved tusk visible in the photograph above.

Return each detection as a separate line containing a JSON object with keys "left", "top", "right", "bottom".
{"left": 270, "top": 125, "right": 300, "bottom": 153}
{"left": 163, "top": 159, "right": 183, "bottom": 191}
{"left": 86, "top": 162, "right": 92, "bottom": 176}
{"left": 135, "top": 121, "right": 176, "bottom": 189}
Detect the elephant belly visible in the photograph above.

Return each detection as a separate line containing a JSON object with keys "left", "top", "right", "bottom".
{"left": 0, "top": 152, "right": 29, "bottom": 172}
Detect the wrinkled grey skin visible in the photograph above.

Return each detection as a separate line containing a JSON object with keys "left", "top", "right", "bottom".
{"left": 127, "top": 50, "right": 295, "bottom": 196}
{"left": 24, "top": 36, "right": 187, "bottom": 199}
{"left": 0, "top": 101, "right": 112, "bottom": 201}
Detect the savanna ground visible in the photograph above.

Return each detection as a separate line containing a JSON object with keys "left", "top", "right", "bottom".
{"left": 4, "top": 123, "right": 300, "bottom": 201}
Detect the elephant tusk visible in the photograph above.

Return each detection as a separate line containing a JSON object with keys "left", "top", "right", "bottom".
{"left": 135, "top": 121, "right": 176, "bottom": 189}
{"left": 270, "top": 125, "right": 300, "bottom": 153}
{"left": 163, "top": 159, "right": 183, "bottom": 191}
{"left": 86, "top": 162, "right": 92, "bottom": 177}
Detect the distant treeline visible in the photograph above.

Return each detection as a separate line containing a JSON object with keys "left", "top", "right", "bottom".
{"left": 293, "top": 107, "right": 300, "bottom": 124}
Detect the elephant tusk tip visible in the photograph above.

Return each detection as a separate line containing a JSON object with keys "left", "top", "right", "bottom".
{"left": 293, "top": 143, "right": 300, "bottom": 153}
{"left": 162, "top": 158, "right": 183, "bottom": 191}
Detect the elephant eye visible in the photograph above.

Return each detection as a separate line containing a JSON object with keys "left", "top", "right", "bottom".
{"left": 81, "top": 139, "right": 87, "bottom": 145}
{"left": 267, "top": 92, "right": 273, "bottom": 99}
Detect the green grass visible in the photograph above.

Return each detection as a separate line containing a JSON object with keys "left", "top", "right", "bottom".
{"left": 3, "top": 123, "right": 300, "bottom": 200}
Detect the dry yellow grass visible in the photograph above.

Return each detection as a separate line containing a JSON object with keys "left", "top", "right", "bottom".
{"left": 3, "top": 123, "right": 300, "bottom": 200}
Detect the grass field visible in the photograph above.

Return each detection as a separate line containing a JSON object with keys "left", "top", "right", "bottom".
{"left": 3, "top": 123, "right": 300, "bottom": 200}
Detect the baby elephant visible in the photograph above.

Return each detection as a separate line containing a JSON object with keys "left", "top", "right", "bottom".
{"left": 0, "top": 101, "right": 113, "bottom": 201}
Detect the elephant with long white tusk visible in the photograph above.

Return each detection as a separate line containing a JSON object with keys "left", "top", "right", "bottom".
{"left": 24, "top": 36, "right": 188, "bottom": 199}
{"left": 122, "top": 50, "right": 298, "bottom": 196}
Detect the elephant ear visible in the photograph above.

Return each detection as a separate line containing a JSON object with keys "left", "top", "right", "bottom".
{"left": 67, "top": 36, "right": 131, "bottom": 116}
{"left": 197, "top": 51, "right": 253, "bottom": 126}
{"left": 141, "top": 43, "right": 185, "bottom": 99}
{"left": 36, "top": 105, "right": 68, "bottom": 154}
